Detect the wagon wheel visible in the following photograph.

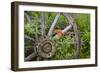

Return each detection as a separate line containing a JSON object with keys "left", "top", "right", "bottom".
{"left": 24, "top": 12, "right": 81, "bottom": 61}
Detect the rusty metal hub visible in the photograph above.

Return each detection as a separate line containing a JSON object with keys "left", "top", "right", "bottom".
{"left": 36, "top": 37, "right": 56, "bottom": 59}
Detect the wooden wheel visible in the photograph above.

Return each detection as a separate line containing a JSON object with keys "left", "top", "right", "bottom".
{"left": 24, "top": 12, "right": 82, "bottom": 61}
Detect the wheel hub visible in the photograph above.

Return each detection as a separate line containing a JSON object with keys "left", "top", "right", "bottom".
{"left": 42, "top": 43, "right": 52, "bottom": 53}
{"left": 37, "top": 38, "right": 56, "bottom": 59}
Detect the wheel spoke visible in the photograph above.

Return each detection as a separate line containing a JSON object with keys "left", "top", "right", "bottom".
{"left": 48, "top": 13, "right": 61, "bottom": 36}
{"left": 24, "top": 35, "right": 34, "bottom": 41}
{"left": 24, "top": 52, "right": 37, "bottom": 61}
{"left": 25, "top": 46, "right": 34, "bottom": 49}
{"left": 24, "top": 12, "right": 32, "bottom": 25}
{"left": 62, "top": 24, "right": 72, "bottom": 33}
{"left": 63, "top": 13, "right": 76, "bottom": 25}
{"left": 40, "top": 12, "right": 45, "bottom": 36}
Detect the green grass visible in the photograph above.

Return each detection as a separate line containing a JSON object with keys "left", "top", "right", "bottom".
{"left": 76, "top": 14, "right": 90, "bottom": 59}
{"left": 51, "top": 35, "right": 75, "bottom": 60}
